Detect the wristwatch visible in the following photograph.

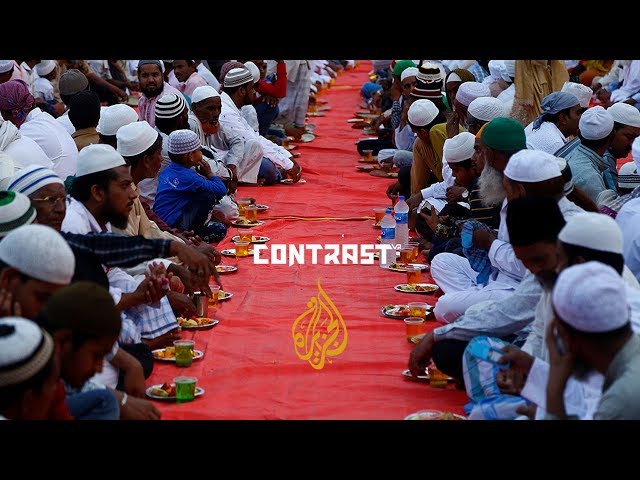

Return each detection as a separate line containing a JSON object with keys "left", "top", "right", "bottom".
{"left": 461, "top": 189, "right": 469, "bottom": 200}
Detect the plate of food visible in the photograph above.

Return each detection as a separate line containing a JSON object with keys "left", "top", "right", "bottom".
{"left": 356, "top": 165, "right": 376, "bottom": 172}
{"left": 347, "top": 118, "right": 365, "bottom": 123}
{"left": 216, "top": 265, "right": 238, "bottom": 274}
{"left": 404, "top": 410, "right": 465, "bottom": 420}
{"left": 231, "top": 219, "right": 265, "bottom": 228}
{"left": 255, "top": 204, "right": 269, "bottom": 212}
{"left": 231, "top": 235, "right": 270, "bottom": 244}
{"left": 380, "top": 304, "right": 411, "bottom": 319}
{"left": 401, "top": 369, "right": 455, "bottom": 383}
{"left": 388, "top": 263, "right": 429, "bottom": 273}
{"left": 300, "top": 133, "right": 315, "bottom": 142}
{"left": 286, "top": 144, "right": 298, "bottom": 151}
{"left": 146, "top": 382, "right": 205, "bottom": 401}
{"left": 394, "top": 283, "right": 440, "bottom": 294}
{"left": 177, "top": 317, "right": 219, "bottom": 329}
{"left": 152, "top": 346, "right": 204, "bottom": 362}
{"left": 221, "top": 248, "right": 255, "bottom": 257}
{"left": 280, "top": 178, "right": 307, "bottom": 184}
{"left": 218, "top": 290, "right": 233, "bottom": 301}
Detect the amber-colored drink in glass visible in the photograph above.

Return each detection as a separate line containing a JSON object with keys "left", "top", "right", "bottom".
{"left": 407, "top": 302, "right": 428, "bottom": 318}
{"left": 245, "top": 205, "right": 258, "bottom": 222}
{"left": 373, "top": 207, "right": 386, "bottom": 225}
{"left": 208, "top": 286, "right": 220, "bottom": 311}
{"left": 404, "top": 317, "right": 425, "bottom": 341}
{"left": 407, "top": 242, "right": 420, "bottom": 262}
{"left": 235, "top": 241, "right": 250, "bottom": 258}
{"left": 428, "top": 365, "right": 449, "bottom": 388}
{"left": 406, "top": 265, "right": 421, "bottom": 285}
{"left": 240, "top": 229, "right": 253, "bottom": 242}
{"left": 399, "top": 247, "right": 413, "bottom": 264}
{"left": 237, "top": 199, "right": 251, "bottom": 218}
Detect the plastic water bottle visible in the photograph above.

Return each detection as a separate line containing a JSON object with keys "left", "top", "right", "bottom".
{"left": 380, "top": 208, "right": 396, "bottom": 268}
{"left": 394, "top": 195, "right": 409, "bottom": 246}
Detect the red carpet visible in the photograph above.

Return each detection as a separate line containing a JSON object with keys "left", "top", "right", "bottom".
{"left": 147, "top": 61, "right": 468, "bottom": 419}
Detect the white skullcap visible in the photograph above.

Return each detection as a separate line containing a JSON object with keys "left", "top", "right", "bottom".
{"left": 0, "top": 224, "right": 75, "bottom": 285}
{"left": 504, "top": 149, "right": 562, "bottom": 183}
{"left": 408, "top": 99, "right": 439, "bottom": 127}
{"left": 607, "top": 102, "right": 640, "bottom": 128}
{"left": 243, "top": 61, "right": 260, "bottom": 84}
{"left": 561, "top": 82, "right": 593, "bottom": 108}
{"left": 0, "top": 60, "right": 14, "bottom": 74}
{"left": 503, "top": 60, "right": 516, "bottom": 79}
{"left": 444, "top": 132, "right": 476, "bottom": 163}
{"left": 619, "top": 161, "right": 637, "bottom": 176}
{"left": 168, "top": 129, "right": 201, "bottom": 155}
{"left": 7, "top": 165, "right": 63, "bottom": 197}
{"left": 191, "top": 85, "right": 220, "bottom": 104}
{"left": 558, "top": 212, "right": 623, "bottom": 253}
{"left": 0, "top": 190, "right": 36, "bottom": 238}
{"left": 223, "top": 68, "right": 253, "bottom": 88}
{"left": 633, "top": 137, "right": 640, "bottom": 172}
{"left": 553, "top": 261, "right": 629, "bottom": 333}
{"left": 76, "top": 144, "right": 126, "bottom": 177}
{"left": 618, "top": 162, "right": 640, "bottom": 189}
{"left": 401, "top": 67, "right": 419, "bottom": 82}
{"left": 487, "top": 60, "right": 504, "bottom": 80}
{"left": 35, "top": 60, "right": 56, "bottom": 77}
{"left": 97, "top": 104, "right": 139, "bottom": 136}
{"left": 455, "top": 82, "right": 491, "bottom": 107}
{"left": 579, "top": 106, "right": 614, "bottom": 140}
{"left": 155, "top": 93, "right": 186, "bottom": 119}
{"left": 116, "top": 121, "right": 159, "bottom": 157}
{"left": 468, "top": 97, "right": 505, "bottom": 122}
{"left": 0, "top": 317, "right": 54, "bottom": 388}
{"left": 446, "top": 72, "right": 462, "bottom": 84}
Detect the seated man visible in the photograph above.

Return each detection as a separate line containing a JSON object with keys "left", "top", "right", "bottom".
{"left": 154, "top": 129, "right": 227, "bottom": 243}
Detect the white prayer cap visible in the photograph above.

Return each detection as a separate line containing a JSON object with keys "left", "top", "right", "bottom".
{"left": 191, "top": 85, "right": 219, "bottom": 104}
{"left": 117, "top": 121, "right": 159, "bottom": 157}
{"left": 408, "top": 99, "right": 439, "bottom": 127}
{"left": 0, "top": 191, "right": 36, "bottom": 238}
{"left": 97, "top": 104, "right": 139, "bottom": 136}
{"left": 401, "top": 67, "right": 419, "bottom": 82}
{"left": 155, "top": 93, "right": 186, "bottom": 119}
{"left": 76, "top": 144, "right": 126, "bottom": 177}
{"left": 7, "top": 165, "right": 63, "bottom": 197}
{"left": 243, "top": 61, "right": 260, "bottom": 84}
{"left": 455, "top": 82, "right": 491, "bottom": 107}
{"left": 0, "top": 60, "right": 14, "bottom": 74}
{"left": 0, "top": 317, "right": 54, "bottom": 388}
{"left": 468, "top": 97, "right": 505, "bottom": 122}
{"left": 444, "top": 132, "right": 476, "bottom": 163}
{"left": 561, "top": 82, "right": 593, "bottom": 108}
{"left": 168, "top": 129, "right": 201, "bottom": 155}
{"left": 35, "top": 60, "right": 56, "bottom": 77}
{"left": 618, "top": 162, "right": 640, "bottom": 190}
{"left": 579, "top": 106, "right": 614, "bottom": 140}
{"left": 558, "top": 212, "right": 623, "bottom": 253}
{"left": 446, "top": 72, "right": 462, "bottom": 84}
{"left": 607, "top": 102, "right": 640, "bottom": 128}
{"left": 223, "top": 68, "right": 253, "bottom": 88}
{"left": 553, "top": 261, "right": 629, "bottom": 333}
{"left": 504, "top": 149, "right": 562, "bottom": 183}
{"left": 503, "top": 60, "right": 516, "bottom": 79}
{"left": 0, "top": 224, "right": 75, "bottom": 285}
{"left": 487, "top": 60, "right": 504, "bottom": 80}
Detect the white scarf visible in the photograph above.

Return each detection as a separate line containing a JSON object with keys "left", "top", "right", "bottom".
{"left": 0, "top": 118, "right": 21, "bottom": 152}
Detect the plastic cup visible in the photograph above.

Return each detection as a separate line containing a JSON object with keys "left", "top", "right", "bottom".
{"left": 245, "top": 205, "right": 258, "bottom": 222}
{"left": 404, "top": 317, "right": 425, "bottom": 342}
{"left": 406, "top": 265, "right": 421, "bottom": 285}
{"left": 173, "top": 340, "right": 195, "bottom": 368}
{"left": 239, "top": 229, "right": 253, "bottom": 242}
{"left": 407, "top": 242, "right": 420, "bottom": 262}
{"left": 237, "top": 199, "right": 251, "bottom": 218}
{"left": 408, "top": 302, "right": 429, "bottom": 319}
{"left": 235, "top": 241, "right": 250, "bottom": 258}
{"left": 399, "top": 247, "right": 413, "bottom": 264}
{"left": 362, "top": 150, "right": 373, "bottom": 162}
{"left": 208, "top": 285, "right": 220, "bottom": 312}
{"left": 174, "top": 376, "right": 197, "bottom": 403}
{"left": 428, "top": 365, "right": 449, "bottom": 388}
{"left": 373, "top": 207, "right": 386, "bottom": 225}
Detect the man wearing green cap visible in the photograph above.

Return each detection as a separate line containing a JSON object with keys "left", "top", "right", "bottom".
{"left": 430, "top": 117, "right": 528, "bottom": 323}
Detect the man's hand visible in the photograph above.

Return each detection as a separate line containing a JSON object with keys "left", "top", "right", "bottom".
{"left": 167, "top": 263, "right": 196, "bottom": 295}
{"left": 263, "top": 95, "right": 279, "bottom": 108}
{"left": 386, "top": 181, "right": 401, "bottom": 201}
{"left": 496, "top": 368, "right": 527, "bottom": 396}
{"left": 110, "top": 349, "right": 146, "bottom": 398}
{"left": 446, "top": 185, "right": 467, "bottom": 202}
{"left": 419, "top": 206, "right": 440, "bottom": 232}
{"left": 142, "top": 327, "right": 182, "bottom": 350}
{"left": 195, "top": 158, "right": 214, "bottom": 179}
{"left": 170, "top": 242, "right": 212, "bottom": 282}
{"left": 499, "top": 344, "right": 534, "bottom": 373}
{"left": 0, "top": 289, "right": 22, "bottom": 317}
{"left": 544, "top": 319, "right": 574, "bottom": 419}
{"left": 472, "top": 227, "right": 497, "bottom": 250}
{"left": 286, "top": 159, "right": 302, "bottom": 183}
{"left": 408, "top": 332, "right": 436, "bottom": 378}
{"left": 227, "top": 165, "right": 238, "bottom": 195}
{"left": 119, "top": 395, "right": 162, "bottom": 420}
{"left": 406, "top": 192, "right": 424, "bottom": 210}
{"left": 446, "top": 111, "right": 460, "bottom": 139}
{"left": 167, "top": 290, "right": 197, "bottom": 318}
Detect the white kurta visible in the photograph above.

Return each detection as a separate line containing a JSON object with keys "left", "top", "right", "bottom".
{"left": 19, "top": 108, "right": 77, "bottom": 179}
{"left": 616, "top": 197, "right": 640, "bottom": 282}
{"left": 525, "top": 121, "right": 568, "bottom": 155}
{"left": 0, "top": 119, "right": 53, "bottom": 170}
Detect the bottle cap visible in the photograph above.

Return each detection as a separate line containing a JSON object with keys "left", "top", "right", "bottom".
{"left": 399, "top": 196, "right": 405, "bottom": 200}
{"left": 385, "top": 208, "right": 393, "bottom": 214}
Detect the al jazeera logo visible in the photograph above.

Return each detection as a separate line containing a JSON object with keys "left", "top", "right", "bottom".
{"left": 292, "top": 280, "right": 347, "bottom": 369}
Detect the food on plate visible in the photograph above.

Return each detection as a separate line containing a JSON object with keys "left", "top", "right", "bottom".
{"left": 177, "top": 316, "right": 215, "bottom": 327}
{"left": 397, "top": 283, "right": 439, "bottom": 293}
{"left": 382, "top": 304, "right": 410, "bottom": 317}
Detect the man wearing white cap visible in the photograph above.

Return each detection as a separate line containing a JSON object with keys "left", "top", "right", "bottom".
{"left": 31, "top": 60, "right": 59, "bottom": 104}
{"left": 561, "top": 82, "right": 593, "bottom": 109}
{"left": 451, "top": 82, "right": 491, "bottom": 132}
{"left": 524, "top": 91, "right": 583, "bottom": 155}
{"left": 602, "top": 102, "right": 640, "bottom": 191}
{"left": 545, "top": 261, "right": 640, "bottom": 419}
{"left": 171, "top": 60, "right": 208, "bottom": 100}
{"left": 562, "top": 106, "right": 615, "bottom": 202}
{"left": 96, "top": 103, "right": 139, "bottom": 149}
{"left": 496, "top": 60, "right": 516, "bottom": 114}
{"left": 137, "top": 60, "right": 182, "bottom": 128}
{"left": 601, "top": 141, "right": 640, "bottom": 218}
{"left": 0, "top": 117, "right": 53, "bottom": 171}
{"left": 62, "top": 144, "right": 182, "bottom": 350}
{"left": 220, "top": 68, "right": 301, "bottom": 184}
{"left": 0, "top": 190, "right": 36, "bottom": 238}
{"left": 0, "top": 60, "right": 16, "bottom": 85}
{"left": 189, "top": 85, "right": 263, "bottom": 187}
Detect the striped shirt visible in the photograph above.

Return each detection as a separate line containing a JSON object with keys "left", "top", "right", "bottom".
{"left": 469, "top": 179, "right": 501, "bottom": 230}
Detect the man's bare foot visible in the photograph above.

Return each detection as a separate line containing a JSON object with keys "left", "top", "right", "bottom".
{"left": 285, "top": 126, "right": 305, "bottom": 140}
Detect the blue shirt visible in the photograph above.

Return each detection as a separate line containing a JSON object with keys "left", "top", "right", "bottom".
{"left": 154, "top": 162, "right": 226, "bottom": 227}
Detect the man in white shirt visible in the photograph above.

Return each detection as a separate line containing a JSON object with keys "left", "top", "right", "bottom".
{"left": 219, "top": 68, "right": 301, "bottom": 185}
{"left": 0, "top": 117, "right": 53, "bottom": 171}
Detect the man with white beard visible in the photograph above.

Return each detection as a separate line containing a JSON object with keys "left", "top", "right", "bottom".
{"left": 430, "top": 118, "right": 527, "bottom": 323}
